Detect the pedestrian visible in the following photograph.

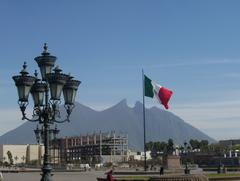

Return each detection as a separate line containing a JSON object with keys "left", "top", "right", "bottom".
{"left": 160, "top": 166, "right": 164, "bottom": 175}
{"left": 217, "top": 164, "right": 221, "bottom": 174}
{"left": 106, "top": 170, "right": 114, "bottom": 181}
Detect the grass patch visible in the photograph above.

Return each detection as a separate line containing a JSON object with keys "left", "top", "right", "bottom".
{"left": 207, "top": 173, "right": 240, "bottom": 178}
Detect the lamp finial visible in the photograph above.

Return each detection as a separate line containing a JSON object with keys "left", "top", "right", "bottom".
{"left": 43, "top": 43, "right": 48, "bottom": 53}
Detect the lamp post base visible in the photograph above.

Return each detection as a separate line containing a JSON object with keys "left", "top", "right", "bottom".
{"left": 41, "top": 165, "right": 53, "bottom": 181}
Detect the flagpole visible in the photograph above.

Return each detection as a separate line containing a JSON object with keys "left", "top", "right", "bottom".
{"left": 142, "top": 69, "right": 147, "bottom": 172}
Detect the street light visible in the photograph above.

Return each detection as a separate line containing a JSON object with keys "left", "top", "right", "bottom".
{"left": 34, "top": 43, "right": 56, "bottom": 81}
{"left": 34, "top": 124, "right": 60, "bottom": 167}
{"left": 50, "top": 125, "right": 60, "bottom": 168}
{"left": 34, "top": 124, "right": 60, "bottom": 144}
{"left": 13, "top": 44, "right": 81, "bottom": 181}
{"left": 12, "top": 62, "right": 36, "bottom": 112}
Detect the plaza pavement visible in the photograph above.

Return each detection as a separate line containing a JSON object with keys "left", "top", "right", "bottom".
{"left": 3, "top": 171, "right": 106, "bottom": 181}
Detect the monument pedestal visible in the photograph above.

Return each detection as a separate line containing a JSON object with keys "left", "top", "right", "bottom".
{"left": 163, "top": 155, "right": 181, "bottom": 170}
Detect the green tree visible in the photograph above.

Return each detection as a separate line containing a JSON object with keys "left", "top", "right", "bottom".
{"left": 200, "top": 140, "right": 209, "bottom": 147}
{"left": 145, "top": 141, "right": 154, "bottom": 151}
{"left": 179, "top": 145, "right": 184, "bottom": 153}
{"left": 7, "top": 151, "right": 13, "bottom": 165}
{"left": 146, "top": 141, "right": 168, "bottom": 158}
{"left": 189, "top": 139, "right": 200, "bottom": 150}
{"left": 146, "top": 141, "right": 168, "bottom": 153}
{"left": 158, "top": 142, "right": 168, "bottom": 152}
{"left": 232, "top": 144, "right": 240, "bottom": 151}
{"left": 199, "top": 140, "right": 209, "bottom": 152}
{"left": 209, "top": 143, "right": 225, "bottom": 155}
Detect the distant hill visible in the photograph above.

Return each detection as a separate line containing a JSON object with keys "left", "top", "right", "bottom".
{"left": 0, "top": 99, "right": 215, "bottom": 150}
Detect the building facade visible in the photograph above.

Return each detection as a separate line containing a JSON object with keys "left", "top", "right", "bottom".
{"left": 57, "top": 131, "right": 128, "bottom": 164}
{"left": 219, "top": 139, "right": 240, "bottom": 147}
{"left": 0, "top": 144, "right": 44, "bottom": 165}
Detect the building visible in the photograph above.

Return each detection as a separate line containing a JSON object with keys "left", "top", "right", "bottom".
{"left": 0, "top": 144, "right": 44, "bottom": 165}
{"left": 128, "top": 151, "right": 152, "bottom": 161}
{"left": 26, "top": 144, "right": 44, "bottom": 164}
{"left": 183, "top": 152, "right": 240, "bottom": 167}
{"left": 219, "top": 139, "right": 240, "bottom": 147}
{"left": 57, "top": 131, "right": 128, "bottom": 164}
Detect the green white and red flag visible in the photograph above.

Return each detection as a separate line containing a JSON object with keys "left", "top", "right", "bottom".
{"left": 144, "top": 75, "right": 173, "bottom": 109}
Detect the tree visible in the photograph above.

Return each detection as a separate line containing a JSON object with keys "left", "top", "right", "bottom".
{"left": 179, "top": 145, "right": 184, "bottom": 153}
{"left": 146, "top": 141, "right": 168, "bottom": 153}
{"left": 209, "top": 143, "right": 225, "bottom": 155}
{"left": 21, "top": 156, "right": 25, "bottom": 163}
{"left": 145, "top": 141, "right": 154, "bottom": 151}
{"left": 232, "top": 144, "right": 240, "bottom": 151}
{"left": 157, "top": 142, "right": 168, "bottom": 152}
{"left": 189, "top": 139, "right": 200, "bottom": 150}
{"left": 14, "top": 156, "right": 18, "bottom": 164}
{"left": 7, "top": 151, "right": 13, "bottom": 165}
{"left": 200, "top": 140, "right": 209, "bottom": 147}
{"left": 145, "top": 141, "right": 168, "bottom": 159}
{"left": 199, "top": 140, "right": 209, "bottom": 152}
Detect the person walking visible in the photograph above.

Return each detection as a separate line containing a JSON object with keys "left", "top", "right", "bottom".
{"left": 160, "top": 166, "right": 164, "bottom": 175}
{"left": 106, "top": 170, "right": 114, "bottom": 181}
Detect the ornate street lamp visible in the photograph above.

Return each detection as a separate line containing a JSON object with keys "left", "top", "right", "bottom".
{"left": 48, "top": 125, "right": 60, "bottom": 141}
{"left": 12, "top": 44, "right": 81, "bottom": 181}
{"left": 34, "top": 124, "right": 60, "bottom": 144}
{"left": 49, "top": 125, "right": 60, "bottom": 168}
{"left": 31, "top": 71, "right": 47, "bottom": 107}
{"left": 34, "top": 44, "right": 56, "bottom": 81}
{"left": 63, "top": 75, "right": 81, "bottom": 117}
{"left": 12, "top": 62, "right": 36, "bottom": 115}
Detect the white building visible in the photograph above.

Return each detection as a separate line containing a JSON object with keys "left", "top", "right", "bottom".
{"left": 128, "top": 150, "right": 152, "bottom": 161}
{"left": 0, "top": 144, "right": 44, "bottom": 164}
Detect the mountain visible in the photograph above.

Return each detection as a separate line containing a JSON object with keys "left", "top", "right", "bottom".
{"left": 0, "top": 100, "right": 215, "bottom": 150}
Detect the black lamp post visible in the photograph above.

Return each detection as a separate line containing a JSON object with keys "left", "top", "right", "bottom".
{"left": 49, "top": 125, "right": 60, "bottom": 168}
{"left": 34, "top": 124, "right": 59, "bottom": 144}
{"left": 12, "top": 44, "right": 81, "bottom": 181}
{"left": 34, "top": 124, "right": 60, "bottom": 168}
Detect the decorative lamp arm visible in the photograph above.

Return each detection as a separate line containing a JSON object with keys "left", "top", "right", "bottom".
{"left": 22, "top": 114, "right": 40, "bottom": 122}
{"left": 50, "top": 104, "right": 74, "bottom": 123}
{"left": 65, "top": 104, "right": 75, "bottom": 118}
{"left": 19, "top": 101, "right": 40, "bottom": 122}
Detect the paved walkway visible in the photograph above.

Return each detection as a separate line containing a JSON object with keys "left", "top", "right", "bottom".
{"left": 3, "top": 171, "right": 106, "bottom": 181}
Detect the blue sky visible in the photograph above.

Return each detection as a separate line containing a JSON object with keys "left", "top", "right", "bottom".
{"left": 1, "top": 0, "right": 240, "bottom": 140}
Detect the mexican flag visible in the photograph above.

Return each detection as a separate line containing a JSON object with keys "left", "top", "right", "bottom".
{"left": 144, "top": 75, "right": 173, "bottom": 109}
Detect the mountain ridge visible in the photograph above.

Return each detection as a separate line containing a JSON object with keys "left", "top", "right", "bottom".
{"left": 0, "top": 100, "right": 215, "bottom": 150}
